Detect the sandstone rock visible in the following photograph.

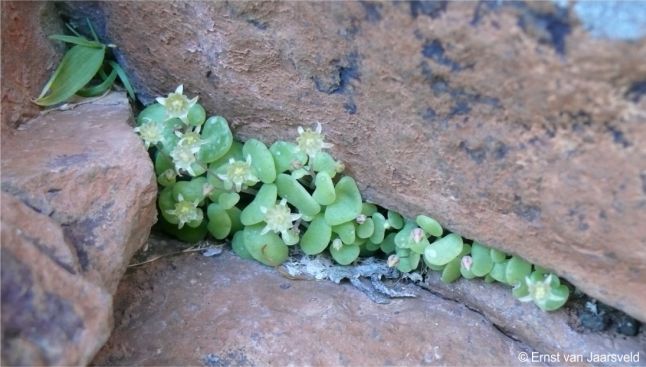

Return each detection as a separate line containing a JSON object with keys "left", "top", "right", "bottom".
{"left": 1, "top": 193, "right": 112, "bottom": 366}
{"left": 422, "top": 273, "right": 646, "bottom": 365}
{"left": 63, "top": 1, "right": 646, "bottom": 322}
{"left": 1, "top": 1, "right": 63, "bottom": 132}
{"left": 92, "top": 248, "right": 532, "bottom": 366}
{"left": 1, "top": 92, "right": 157, "bottom": 294}
{"left": 1, "top": 92, "right": 157, "bottom": 364}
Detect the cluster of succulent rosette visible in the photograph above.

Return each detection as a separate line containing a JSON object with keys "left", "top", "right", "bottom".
{"left": 135, "top": 86, "right": 570, "bottom": 312}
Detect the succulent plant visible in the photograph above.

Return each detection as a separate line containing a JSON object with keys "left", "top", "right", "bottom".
{"left": 136, "top": 86, "right": 571, "bottom": 312}
{"left": 155, "top": 85, "right": 199, "bottom": 124}
{"left": 514, "top": 272, "right": 570, "bottom": 311}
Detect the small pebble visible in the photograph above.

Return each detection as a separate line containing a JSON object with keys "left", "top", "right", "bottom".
{"left": 616, "top": 315, "right": 640, "bottom": 336}
{"left": 578, "top": 309, "right": 609, "bottom": 332}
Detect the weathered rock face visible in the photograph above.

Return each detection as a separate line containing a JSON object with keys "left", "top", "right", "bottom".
{"left": 1, "top": 93, "right": 157, "bottom": 293}
{"left": 1, "top": 92, "right": 157, "bottom": 365}
{"left": 1, "top": 193, "right": 113, "bottom": 366}
{"left": 1, "top": 1, "right": 63, "bottom": 132}
{"left": 422, "top": 273, "right": 646, "bottom": 364}
{"left": 93, "top": 248, "right": 532, "bottom": 366}
{"left": 63, "top": 1, "right": 646, "bottom": 321}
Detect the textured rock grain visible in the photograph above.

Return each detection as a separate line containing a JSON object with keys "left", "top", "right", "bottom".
{"left": 92, "top": 250, "right": 532, "bottom": 366}
{"left": 1, "top": 93, "right": 157, "bottom": 365}
{"left": 63, "top": 1, "right": 646, "bottom": 321}
{"left": 1, "top": 193, "right": 113, "bottom": 366}
{"left": 423, "top": 273, "right": 646, "bottom": 366}
{"left": 1, "top": 1, "right": 63, "bottom": 132}
{"left": 1, "top": 93, "right": 157, "bottom": 293}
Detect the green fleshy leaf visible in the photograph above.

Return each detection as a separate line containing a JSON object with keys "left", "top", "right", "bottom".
{"left": 208, "top": 140, "right": 244, "bottom": 169}
{"left": 187, "top": 103, "right": 206, "bottom": 126}
{"left": 206, "top": 203, "right": 232, "bottom": 239}
{"left": 157, "top": 168, "right": 176, "bottom": 187}
{"left": 231, "top": 231, "right": 253, "bottom": 260}
{"left": 490, "top": 248, "right": 508, "bottom": 263}
{"left": 460, "top": 259, "right": 477, "bottom": 279}
{"left": 269, "top": 141, "right": 307, "bottom": 173}
{"left": 380, "top": 233, "right": 397, "bottom": 254}
{"left": 426, "top": 262, "right": 445, "bottom": 272}
{"left": 423, "top": 233, "right": 463, "bottom": 266}
{"left": 276, "top": 174, "right": 320, "bottom": 217}
{"left": 312, "top": 171, "right": 336, "bottom": 205}
{"left": 155, "top": 150, "right": 177, "bottom": 186}
{"left": 154, "top": 150, "right": 174, "bottom": 176}
{"left": 387, "top": 210, "right": 404, "bottom": 230}
{"left": 441, "top": 258, "right": 462, "bottom": 283}
{"left": 240, "top": 183, "right": 277, "bottom": 226}
{"left": 159, "top": 118, "right": 184, "bottom": 155}
{"left": 158, "top": 187, "right": 178, "bottom": 224}
{"left": 394, "top": 222, "right": 426, "bottom": 253}
{"left": 512, "top": 277, "right": 529, "bottom": 300}
{"left": 157, "top": 215, "right": 208, "bottom": 243}
{"left": 243, "top": 139, "right": 276, "bottom": 184}
{"left": 324, "top": 176, "right": 362, "bottom": 226}
{"left": 533, "top": 265, "right": 550, "bottom": 276}
{"left": 357, "top": 218, "right": 375, "bottom": 239}
{"left": 300, "top": 214, "right": 332, "bottom": 255}
{"left": 290, "top": 168, "right": 309, "bottom": 180}
{"left": 282, "top": 229, "right": 300, "bottom": 246}
{"left": 439, "top": 242, "right": 471, "bottom": 282}
{"left": 365, "top": 240, "right": 381, "bottom": 251}
{"left": 369, "top": 212, "right": 386, "bottom": 244}
{"left": 35, "top": 44, "right": 106, "bottom": 106}
{"left": 541, "top": 284, "right": 570, "bottom": 311}
{"left": 489, "top": 260, "right": 508, "bottom": 283}
{"left": 198, "top": 116, "right": 233, "bottom": 163}
{"left": 352, "top": 237, "right": 367, "bottom": 247}
{"left": 330, "top": 244, "right": 360, "bottom": 265}
{"left": 172, "top": 177, "right": 208, "bottom": 204}
{"left": 470, "top": 242, "right": 494, "bottom": 277}
{"left": 505, "top": 256, "right": 532, "bottom": 286}
{"left": 332, "top": 221, "right": 356, "bottom": 245}
{"left": 361, "top": 203, "right": 378, "bottom": 216}
{"left": 227, "top": 206, "right": 243, "bottom": 233}
{"left": 243, "top": 224, "right": 288, "bottom": 266}
{"left": 311, "top": 151, "right": 340, "bottom": 178}
{"left": 415, "top": 215, "right": 443, "bottom": 238}
{"left": 136, "top": 103, "right": 168, "bottom": 125}
{"left": 395, "top": 247, "right": 420, "bottom": 273}
{"left": 218, "top": 192, "right": 240, "bottom": 210}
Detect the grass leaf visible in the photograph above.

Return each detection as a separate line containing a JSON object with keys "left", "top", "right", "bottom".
{"left": 76, "top": 66, "right": 117, "bottom": 97}
{"left": 34, "top": 44, "right": 105, "bottom": 106}
{"left": 49, "top": 34, "right": 104, "bottom": 48}
{"left": 65, "top": 23, "right": 82, "bottom": 37}
{"left": 86, "top": 18, "right": 99, "bottom": 42}
{"left": 108, "top": 60, "right": 136, "bottom": 100}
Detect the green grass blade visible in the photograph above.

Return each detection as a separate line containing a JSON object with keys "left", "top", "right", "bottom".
{"left": 34, "top": 44, "right": 106, "bottom": 106}
{"left": 76, "top": 66, "right": 117, "bottom": 97}
{"left": 65, "top": 23, "right": 82, "bottom": 37}
{"left": 108, "top": 60, "right": 135, "bottom": 100}
{"left": 49, "top": 34, "right": 104, "bottom": 48}
{"left": 37, "top": 63, "right": 63, "bottom": 99}
{"left": 86, "top": 18, "right": 99, "bottom": 42}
